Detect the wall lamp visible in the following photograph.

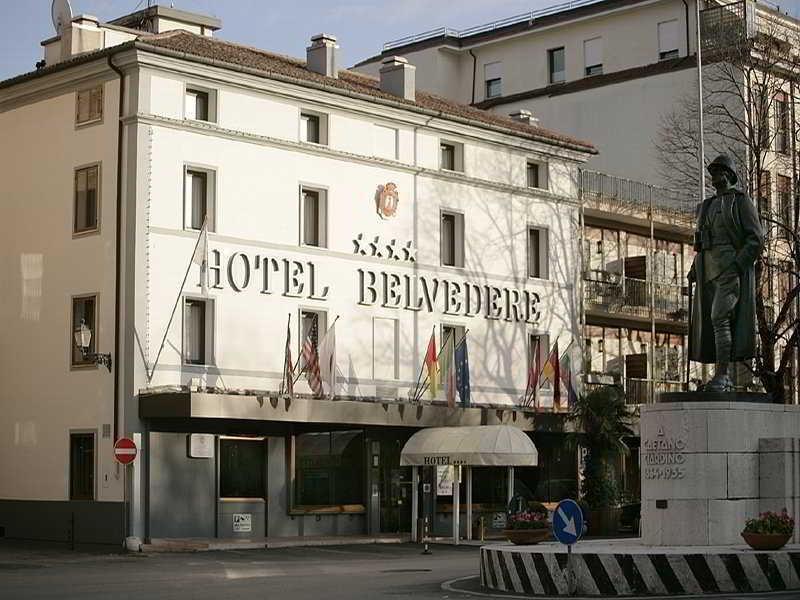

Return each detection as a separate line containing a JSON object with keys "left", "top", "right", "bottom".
{"left": 74, "top": 319, "right": 112, "bottom": 372}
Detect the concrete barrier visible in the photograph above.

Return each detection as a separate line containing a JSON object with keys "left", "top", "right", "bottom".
{"left": 480, "top": 542, "right": 800, "bottom": 596}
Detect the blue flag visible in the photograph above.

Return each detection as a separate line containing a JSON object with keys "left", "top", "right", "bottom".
{"left": 455, "top": 339, "right": 471, "bottom": 407}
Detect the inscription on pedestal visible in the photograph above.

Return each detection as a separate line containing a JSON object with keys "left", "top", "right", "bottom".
{"left": 643, "top": 426, "right": 687, "bottom": 480}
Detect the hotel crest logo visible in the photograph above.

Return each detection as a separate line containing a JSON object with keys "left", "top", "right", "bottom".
{"left": 375, "top": 183, "right": 399, "bottom": 219}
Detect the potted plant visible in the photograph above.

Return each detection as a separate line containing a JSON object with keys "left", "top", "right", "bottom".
{"left": 742, "top": 510, "right": 795, "bottom": 550}
{"left": 503, "top": 500, "right": 552, "bottom": 545}
{"left": 569, "top": 385, "right": 634, "bottom": 536}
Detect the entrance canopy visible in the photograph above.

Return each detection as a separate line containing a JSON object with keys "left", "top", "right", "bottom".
{"left": 400, "top": 425, "right": 537, "bottom": 467}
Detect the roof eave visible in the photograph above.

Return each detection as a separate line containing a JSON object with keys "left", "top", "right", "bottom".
{"left": 134, "top": 40, "right": 596, "bottom": 155}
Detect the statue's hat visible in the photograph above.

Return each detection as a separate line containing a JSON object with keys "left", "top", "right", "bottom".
{"left": 707, "top": 154, "right": 738, "bottom": 185}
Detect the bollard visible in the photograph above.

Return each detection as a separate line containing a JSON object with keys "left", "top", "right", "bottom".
{"left": 479, "top": 516, "right": 485, "bottom": 542}
{"left": 422, "top": 516, "right": 432, "bottom": 555}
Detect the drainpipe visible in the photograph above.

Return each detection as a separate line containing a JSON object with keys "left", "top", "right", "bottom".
{"left": 681, "top": 0, "right": 691, "bottom": 56}
{"left": 469, "top": 49, "right": 477, "bottom": 105}
{"left": 108, "top": 55, "right": 125, "bottom": 443}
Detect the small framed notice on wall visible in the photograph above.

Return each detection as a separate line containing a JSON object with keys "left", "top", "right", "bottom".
{"left": 188, "top": 433, "right": 215, "bottom": 458}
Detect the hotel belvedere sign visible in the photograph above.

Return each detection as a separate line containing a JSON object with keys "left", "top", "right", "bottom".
{"left": 201, "top": 244, "right": 540, "bottom": 324}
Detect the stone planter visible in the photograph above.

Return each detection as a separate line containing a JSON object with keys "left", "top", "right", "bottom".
{"left": 741, "top": 531, "right": 792, "bottom": 550}
{"left": 503, "top": 527, "right": 551, "bottom": 545}
{"left": 587, "top": 507, "right": 621, "bottom": 537}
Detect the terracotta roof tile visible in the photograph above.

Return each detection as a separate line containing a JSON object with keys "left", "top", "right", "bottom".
{"left": 138, "top": 31, "right": 596, "bottom": 153}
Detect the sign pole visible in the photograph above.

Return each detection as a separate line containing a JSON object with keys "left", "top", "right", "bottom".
{"left": 567, "top": 544, "right": 576, "bottom": 595}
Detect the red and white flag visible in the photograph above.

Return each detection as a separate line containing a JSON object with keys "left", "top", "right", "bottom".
{"left": 302, "top": 317, "right": 323, "bottom": 398}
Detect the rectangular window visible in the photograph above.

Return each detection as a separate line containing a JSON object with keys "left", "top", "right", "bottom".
{"left": 776, "top": 92, "right": 790, "bottom": 154}
{"left": 184, "top": 298, "right": 212, "bottom": 365}
{"left": 440, "top": 143, "right": 455, "bottom": 171}
{"left": 74, "top": 165, "right": 99, "bottom": 234}
{"left": 439, "top": 140, "right": 464, "bottom": 172}
{"left": 301, "top": 187, "right": 327, "bottom": 247}
{"left": 658, "top": 20, "right": 679, "bottom": 60}
{"left": 185, "top": 88, "right": 210, "bottom": 121}
{"left": 300, "top": 110, "right": 328, "bottom": 145}
{"left": 219, "top": 438, "right": 266, "bottom": 499}
{"left": 528, "top": 226, "right": 549, "bottom": 279}
{"left": 484, "top": 61, "right": 503, "bottom": 98}
{"left": 300, "top": 309, "right": 327, "bottom": 364}
{"left": 71, "top": 295, "right": 97, "bottom": 367}
{"left": 583, "top": 38, "right": 603, "bottom": 76}
{"left": 528, "top": 333, "right": 550, "bottom": 374}
{"left": 187, "top": 170, "right": 207, "bottom": 230}
{"left": 758, "top": 170, "right": 772, "bottom": 214}
{"left": 548, "top": 47, "right": 565, "bottom": 84}
{"left": 373, "top": 124, "right": 398, "bottom": 160}
{"left": 76, "top": 86, "right": 103, "bottom": 125}
{"left": 184, "top": 168, "right": 215, "bottom": 232}
{"left": 441, "top": 324, "right": 466, "bottom": 348}
{"left": 777, "top": 174, "right": 792, "bottom": 236}
{"left": 293, "top": 430, "right": 365, "bottom": 509}
{"left": 70, "top": 433, "right": 95, "bottom": 500}
{"left": 527, "top": 160, "right": 548, "bottom": 189}
{"left": 441, "top": 211, "right": 465, "bottom": 268}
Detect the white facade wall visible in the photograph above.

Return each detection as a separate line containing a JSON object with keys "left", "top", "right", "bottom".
{"left": 136, "top": 63, "right": 583, "bottom": 407}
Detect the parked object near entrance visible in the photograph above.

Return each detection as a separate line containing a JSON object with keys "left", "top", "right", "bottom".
{"left": 741, "top": 509, "right": 794, "bottom": 550}
{"left": 504, "top": 498, "right": 551, "bottom": 544}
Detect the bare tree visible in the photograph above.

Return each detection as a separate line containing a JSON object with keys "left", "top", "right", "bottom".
{"left": 655, "top": 2, "right": 800, "bottom": 402}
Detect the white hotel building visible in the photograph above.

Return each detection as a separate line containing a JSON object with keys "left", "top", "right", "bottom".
{"left": 0, "top": 6, "right": 594, "bottom": 546}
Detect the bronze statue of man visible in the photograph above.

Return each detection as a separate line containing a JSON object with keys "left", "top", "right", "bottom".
{"left": 688, "top": 154, "right": 764, "bottom": 391}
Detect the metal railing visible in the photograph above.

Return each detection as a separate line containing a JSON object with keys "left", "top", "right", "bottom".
{"left": 700, "top": 0, "right": 797, "bottom": 55}
{"left": 583, "top": 272, "right": 687, "bottom": 322}
{"left": 580, "top": 170, "right": 696, "bottom": 229}
{"left": 382, "top": 0, "right": 606, "bottom": 50}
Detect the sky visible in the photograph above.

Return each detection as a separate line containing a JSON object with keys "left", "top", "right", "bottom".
{"left": 2, "top": 0, "right": 800, "bottom": 81}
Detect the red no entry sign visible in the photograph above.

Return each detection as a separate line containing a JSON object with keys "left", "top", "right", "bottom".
{"left": 114, "top": 437, "right": 137, "bottom": 465}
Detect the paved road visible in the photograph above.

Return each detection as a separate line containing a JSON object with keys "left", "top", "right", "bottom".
{"left": 2, "top": 541, "right": 799, "bottom": 600}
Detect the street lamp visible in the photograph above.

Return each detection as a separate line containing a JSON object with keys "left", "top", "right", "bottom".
{"left": 73, "top": 319, "right": 112, "bottom": 372}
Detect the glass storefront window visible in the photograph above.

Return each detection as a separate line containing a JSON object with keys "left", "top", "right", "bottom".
{"left": 293, "top": 430, "right": 365, "bottom": 510}
{"left": 219, "top": 438, "right": 266, "bottom": 499}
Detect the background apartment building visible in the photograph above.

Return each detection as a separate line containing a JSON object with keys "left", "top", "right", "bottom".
{"left": 357, "top": 0, "right": 800, "bottom": 407}
{"left": 0, "top": 5, "right": 595, "bottom": 546}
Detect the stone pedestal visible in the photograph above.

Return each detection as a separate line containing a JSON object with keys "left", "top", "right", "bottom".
{"left": 640, "top": 399, "right": 800, "bottom": 546}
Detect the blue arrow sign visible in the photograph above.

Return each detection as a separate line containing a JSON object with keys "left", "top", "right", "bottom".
{"left": 552, "top": 499, "right": 584, "bottom": 546}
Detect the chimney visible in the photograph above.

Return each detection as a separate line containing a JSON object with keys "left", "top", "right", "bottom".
{"left": 509, "top": 109, "right": 539, "bottom": 126}
{"left": 306, "top": 34, "right": 339, "bottom": 78}
{"left": 379, "top": 56, "right": 416, "bottom": 101}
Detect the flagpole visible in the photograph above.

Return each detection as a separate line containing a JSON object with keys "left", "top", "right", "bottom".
{"left": 410, "top": 326, "right": 435, "bottom": 402}
{"left": 147, "top": 217, "right": 208, "bottom": 382}
{"left": 279, "top": 313, "right": 291, "bottom": 396}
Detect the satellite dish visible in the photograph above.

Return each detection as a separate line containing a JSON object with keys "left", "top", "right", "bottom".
{"left": 51, "top": 0, "right": 73, "bottom": 35}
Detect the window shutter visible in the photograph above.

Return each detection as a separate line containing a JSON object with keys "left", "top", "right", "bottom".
{"left": 484, "top": 61, "right": 503, "bottom": 81}
{"left": 185, "top": 91, "right": 197, "bottom": 120}
{"left": 584, "top": 38, "right": 602, "bottom": 68}
{"left": 658, "top": 20, "right": 679, "bottom": 55}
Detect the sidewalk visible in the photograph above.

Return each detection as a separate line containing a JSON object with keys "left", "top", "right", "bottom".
{"left": 140, "top": 533, "right": 411, "bottom": 552}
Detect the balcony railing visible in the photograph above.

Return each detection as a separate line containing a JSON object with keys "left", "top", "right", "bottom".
{"left": 583, "top": 271, "right": 688, "bottom": 322}
{"left": 579, "top": 170, "right": 696, "bottom": 230}
{"left": 700, "top": 0, "right": 796, "bottom": 56}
